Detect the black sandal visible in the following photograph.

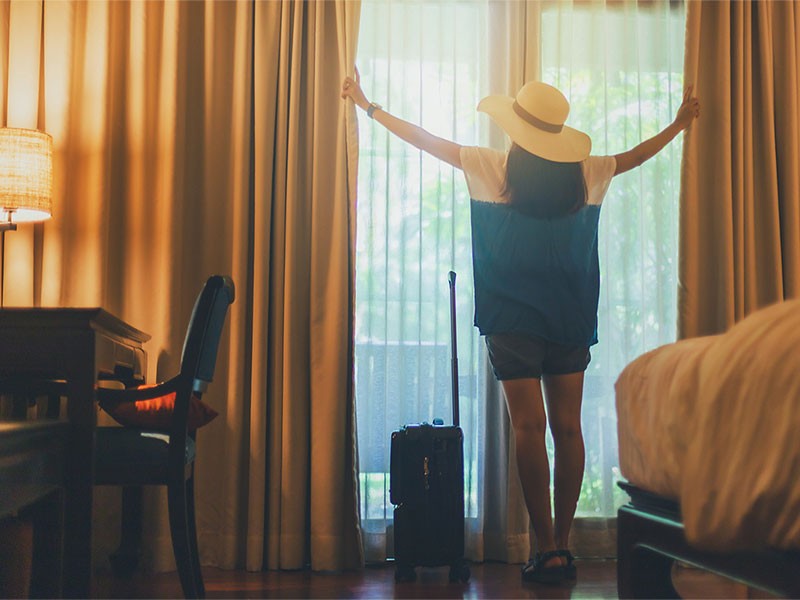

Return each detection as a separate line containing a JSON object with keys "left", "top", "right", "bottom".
{"left": 556, "top": 549, "right": 577, "bottom": 580}
{"left": 521, "top": 550, "right": 566, "bottom": 584}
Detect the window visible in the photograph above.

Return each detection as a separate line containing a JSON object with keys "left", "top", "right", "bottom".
{"left": 354, "top": 0, "right": 686, "bottom": 558}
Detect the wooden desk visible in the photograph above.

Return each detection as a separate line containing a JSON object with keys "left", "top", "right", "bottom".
{"left": 0, "top": 420, "right": 69, "bottom": 598}
{"left": 0, "top": 309, "right": 149, "bottom": 599}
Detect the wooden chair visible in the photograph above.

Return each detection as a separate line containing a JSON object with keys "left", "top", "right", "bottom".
{"left": 95, "top": 275, "right": 235, "bottom": 599}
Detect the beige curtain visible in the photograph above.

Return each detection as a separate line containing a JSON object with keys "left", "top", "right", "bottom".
{"left": 0, "top": 0, "right": 43, "bottom": 306}
{"left": 0, "top": 0, "right": 361, "bottom": 573}
{"left": 254, "top": 0, "right": 362, "bottom": 571}
{"left": 679, "top": 0, "right": 800, "bottom": 337}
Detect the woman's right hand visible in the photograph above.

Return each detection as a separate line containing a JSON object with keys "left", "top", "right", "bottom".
{"left": 341, "top": 69, "right": 369, "bottom": 111}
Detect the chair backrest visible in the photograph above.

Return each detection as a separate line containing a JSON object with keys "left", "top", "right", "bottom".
{"left": 179, "top": 275, "right": 236, "bottom": 392}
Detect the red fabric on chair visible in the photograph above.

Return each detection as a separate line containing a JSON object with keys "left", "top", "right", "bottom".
{"left": 101, "top": 385, "right": 218, "bottom": 431}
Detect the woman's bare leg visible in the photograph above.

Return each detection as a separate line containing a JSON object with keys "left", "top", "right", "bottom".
{"left": 542, "top": 371, "right": 586, "bottom": 550}
{"left": 500, "top": 377, "right": 560, "bottom": 567}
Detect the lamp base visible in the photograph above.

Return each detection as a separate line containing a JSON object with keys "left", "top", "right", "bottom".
{"left": 0, "top": 225, "right": 10, "bottom": 307}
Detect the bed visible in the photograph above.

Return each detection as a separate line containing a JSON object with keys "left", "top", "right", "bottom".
{"left": 614, "top": 298, "right": 800, "bottom": 598}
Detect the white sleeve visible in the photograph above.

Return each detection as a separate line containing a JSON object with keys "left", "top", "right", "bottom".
{"left": 582, "top": 156, "right": 617, "bottom": 206}
{"left": 459, "top": 146, "right": 507, "bottom": 203}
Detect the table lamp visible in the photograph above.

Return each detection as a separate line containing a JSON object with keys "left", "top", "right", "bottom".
{"left": 0, "top": 127, "right": 54, "bottom": 306}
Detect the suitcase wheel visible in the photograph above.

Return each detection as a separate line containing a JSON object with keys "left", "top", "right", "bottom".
{"left": 394, "top": 564, "right": 417, "bottom": 583}
{"left": 448, "top": 560, "right": 471, "bottom": 583}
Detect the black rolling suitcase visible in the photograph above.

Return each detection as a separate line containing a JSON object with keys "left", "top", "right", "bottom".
{"left": 390, "top": 271, "right": 470, "bottom": 583}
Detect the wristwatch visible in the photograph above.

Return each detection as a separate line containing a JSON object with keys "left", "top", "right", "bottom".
{"left": 367, "top": 102, "right": 382, "bottom": 119}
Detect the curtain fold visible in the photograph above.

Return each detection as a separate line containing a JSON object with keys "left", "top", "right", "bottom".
{"left": 0, "top": 0, "right": 362, "bottom": 574}
{"left": 679, "top": 0, "right": 800, "bottom": 338}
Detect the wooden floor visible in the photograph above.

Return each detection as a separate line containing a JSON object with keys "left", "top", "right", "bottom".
{"left": 94, "top": 560, "right": 780, "bottom": 599}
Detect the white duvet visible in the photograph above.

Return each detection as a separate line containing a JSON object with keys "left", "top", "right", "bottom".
{"left": 616, "top": 298, "right": 800, "bottom": 551}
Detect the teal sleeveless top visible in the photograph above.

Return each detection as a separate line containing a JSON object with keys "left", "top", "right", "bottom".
{"left": 470, "top": 201, "right": 601, "bottom": 345}
{"left": 459, "top": 146, "right": 616, "bottom": 346}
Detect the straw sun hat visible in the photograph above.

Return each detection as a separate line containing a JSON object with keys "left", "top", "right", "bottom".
{"left": 478, "top": 81, "right": 591, "bottom": 163}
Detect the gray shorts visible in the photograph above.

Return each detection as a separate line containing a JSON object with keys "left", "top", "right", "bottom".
{"left": 485, "top": 332, "right": 591, "bottom": 380}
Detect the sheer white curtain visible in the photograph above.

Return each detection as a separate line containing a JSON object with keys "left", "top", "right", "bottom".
{"left": 354, "top": 0, "right": 685, "bottom": 563}
{"left": 516, "top": 0, "right": 686, "bottom": 559}
{"left": 354, "top": 0, "right": 490, "bottom": 562}
{"left": 539, "top": 0, "right": 686, "bottom": 513}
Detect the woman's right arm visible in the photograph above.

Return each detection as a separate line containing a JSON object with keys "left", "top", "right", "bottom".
{"left": 341, "top": 73, "right": 463, "bottom": 170}
{"left": 613, "top": 86, "right": 700, "bottom": 176}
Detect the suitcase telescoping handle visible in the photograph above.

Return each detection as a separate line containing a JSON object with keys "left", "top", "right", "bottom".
{"left": 448, "top": 271, "right": 460, "bottom": 427}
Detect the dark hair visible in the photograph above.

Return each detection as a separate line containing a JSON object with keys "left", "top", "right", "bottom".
{"left": 502, "top": 143, "right": 587, "bottom": 218}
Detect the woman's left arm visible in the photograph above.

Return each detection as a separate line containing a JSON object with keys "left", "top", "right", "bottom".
{"left": 341, "top": 73, "right": 463, "bottom": 169}
{"left": 613, "top": 85, "right": 700, "bottom": 176}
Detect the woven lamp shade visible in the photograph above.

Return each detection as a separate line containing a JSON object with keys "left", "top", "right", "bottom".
{"left": 0, "top": 127, "right": 53, "bottom": 223}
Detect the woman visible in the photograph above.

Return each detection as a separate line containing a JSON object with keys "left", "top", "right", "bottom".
{"left": 342, "top": 73, "right": 699, "bottom": 583}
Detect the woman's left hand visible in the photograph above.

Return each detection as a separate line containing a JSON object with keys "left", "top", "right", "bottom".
{"left": 341, "top": 68, "right": 369, "bottom": 111}
{"left": 674, "top": 85, "right": 700, "bottom": 130}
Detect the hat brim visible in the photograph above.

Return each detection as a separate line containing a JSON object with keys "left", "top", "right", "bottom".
{"left": 477, "top": 95, "right": 591, "bottom": 163}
